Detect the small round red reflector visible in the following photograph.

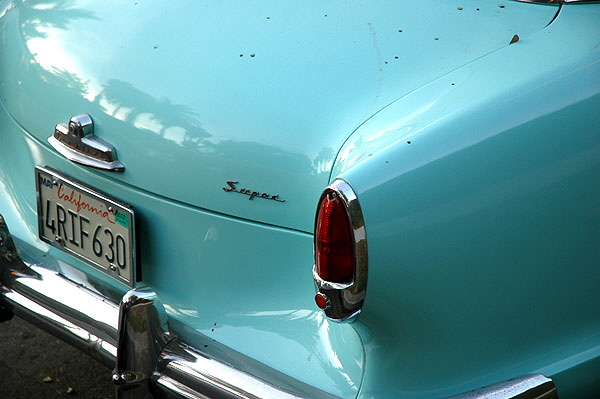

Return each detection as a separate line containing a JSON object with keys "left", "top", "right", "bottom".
{"left": 315, "top": 293, "right": 328, "bottom": 309}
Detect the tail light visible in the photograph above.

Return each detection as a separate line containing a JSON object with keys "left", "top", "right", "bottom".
{"left": 313, "top": 180, "right": 367, "bottom": 322}
{"left": 315, "top": 190, "right": 354, "bottom": 284}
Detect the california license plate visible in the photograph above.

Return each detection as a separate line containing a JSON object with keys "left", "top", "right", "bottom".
{"left": 35, "top": 166, "right": 136, "bottom": 286}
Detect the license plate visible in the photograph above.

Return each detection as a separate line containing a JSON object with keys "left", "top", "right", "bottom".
{"left": 35, "top": 166, "right": 136, "bottom": 286}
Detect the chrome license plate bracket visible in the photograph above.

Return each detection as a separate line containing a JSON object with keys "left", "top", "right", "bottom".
{"left": 35, "top": 166, "right": 136, "bottom": 286}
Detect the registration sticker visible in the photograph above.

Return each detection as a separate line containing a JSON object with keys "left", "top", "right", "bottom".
{"left": 35, "top": 166, "right": 136, "bottom": 286}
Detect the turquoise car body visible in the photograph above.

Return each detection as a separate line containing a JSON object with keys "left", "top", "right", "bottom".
{"left": 0, "top": 0, "right": 599, "bottom": 398}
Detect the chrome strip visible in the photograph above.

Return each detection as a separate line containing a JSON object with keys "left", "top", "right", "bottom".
{"left": 512, "top": 0, "right": 560, "bottom": 3}
{"left": 513, "top": 0, "right": 599, "bottom": 4}
{"left": 155, "top": 376, "right": 205, "bottom": 399}
{"left": 442, "top": 374, "right": 557, "bottom": 399}
{"left": 154, "top": 342, "right": 308, "bottom": 399}
{"left": 313, "top": 179, "right": 368, "bottom": 322}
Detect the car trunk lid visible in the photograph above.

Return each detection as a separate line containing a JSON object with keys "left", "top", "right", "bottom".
{"left": 0, "top": 0, "right": 558, "bottom": 232}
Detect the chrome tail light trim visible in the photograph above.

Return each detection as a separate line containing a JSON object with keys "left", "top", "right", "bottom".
{"left": 442, "top": 374, "right": 557, "bottom": 399}
{"left": 313, "top": 179, "right": 368, "bottom": 322}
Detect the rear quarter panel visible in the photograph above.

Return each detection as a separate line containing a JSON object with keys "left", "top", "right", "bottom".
{"left": 332, "top": 5, "right": 600, "bottom": 398}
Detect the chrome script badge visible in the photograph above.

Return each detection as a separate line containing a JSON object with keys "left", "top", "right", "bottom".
{"left": 223, "top": 181, "right": 285, "bottom": 202}
{"left": 48, "top": 114, "right": 124, "bottom": 172}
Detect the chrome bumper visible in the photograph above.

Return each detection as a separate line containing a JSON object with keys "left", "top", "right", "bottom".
{"left": 0, "top": 215, "right": 329, "bottom": 399}
{"left": 0, "top": 215, "right": 557, "bottom": 399}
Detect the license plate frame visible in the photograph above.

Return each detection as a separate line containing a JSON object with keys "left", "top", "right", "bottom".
{"left": 35, "top": 166, "right": 136, "bottom": 286}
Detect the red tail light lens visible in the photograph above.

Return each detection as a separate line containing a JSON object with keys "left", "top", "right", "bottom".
{"left": 315, "top": 189, "right": 354, "bottom": 284}
{"left": 313, "top": 180, "right": 367, "bottom": 322}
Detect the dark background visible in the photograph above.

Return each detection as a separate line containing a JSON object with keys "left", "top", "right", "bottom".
{"left": 0, "top": 316, "right": 114, "bottom": 398}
